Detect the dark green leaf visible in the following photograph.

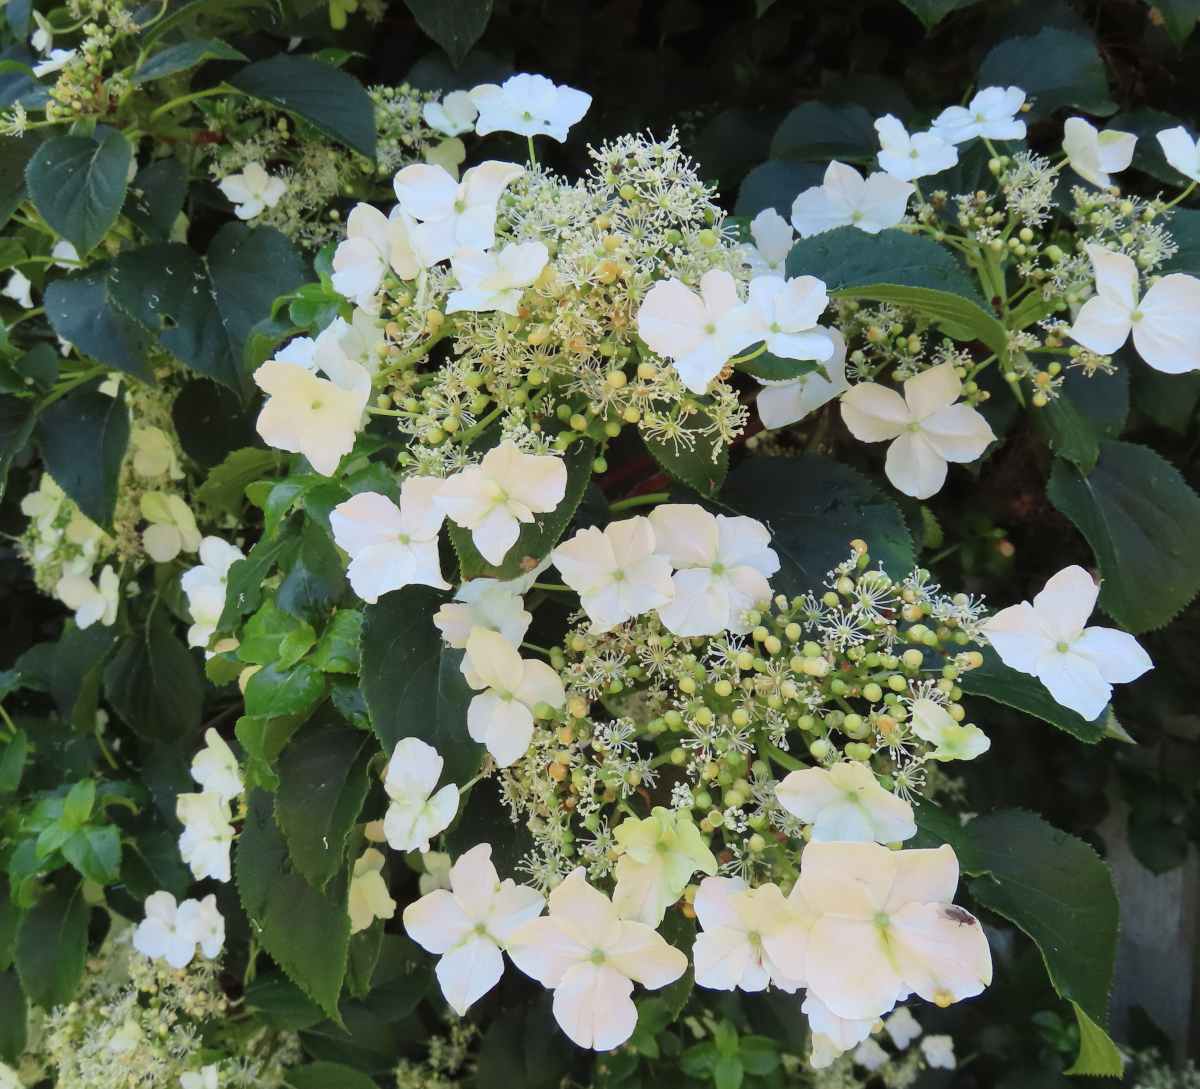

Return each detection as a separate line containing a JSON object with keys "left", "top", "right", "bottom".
{"left": 896, "top": 0, "right": 983, "bottom": 28}
{"left": 921, "top": 808, "right": 1120, "bottom": 1076}
{"left": 25, "top": 128, "right": 132, "bottom": 254}
{"left": 402, "top": 0, "right": 493, "bottom": 67}
{"left": 16, "top": 622, "right": 118, "bottom": 729}
{"left": 243, "top": 662, "right": 326, "bottom": 719}
{"left": 734, "top": 160, "right": 824, "bottom": 219}
{"left": 124, "top": 158, "right": 189, "bottom": 241}
{"left": 1046, "top": 441, "right": 1200, "bottom": 632}
{"left": 0, "top": 134, "right": 38, "bottom": 228}
{"left": 958, "top": 648, "right": 1108, "bottom": 743}
{"left": 236, "top": 789, "right": 350, "bottom": 1020}
{"left": 449, "top": 439, "right": 594, "bottom": 579}
{"left": 132, "top": 39, "right": 246, "bottom": 83}
{"left": 44, "top": 267, "right": 156, "bottom": 381}
{"left": 0, "top": 970, "right": 26, "bottom": 1061}
{"left": 643, "top": 423, "right": 728, "bottom": 497}
{"left": 979, "top": 27, "right": 1116, "bottom": 119}
{"left": 711, "top": 456, "right": 914, "bottom": 598}
{"left": 276, "top": 723, "right": 371, "bottom": 887}
{"left": 245, "top": 971, "right": 326, "bottom": 1031}
{"left": 276, "top": 519, "right": 347, "bottom": 623}
{"left": 770, "top": 102, "right": 875, "bottom": 163}
{"left": 1151, "top": 0, "right": 1200, "bottom": 44}
{"left": 361, "top": 586, "right": 482, "bottom": 785}
{"left": 15, "top": 883, "right": 88, "bottom": 1009}
{"left": 35, "top": 384, "right": 129, "bottom": 528}
{"left": 0, "top": 730, "right": 27, "bottom": 794}
{"left": 475, "top": 997, "right": 574, "bottom": 1089}
{"left": 286, "top": 1061, "right": 380, "bottom": 1089}
{"left": 0, "top": 394, "right": 37, "bottom": 501}
{"left": 103, "top": 609, "right": 204, "bottom": 741}
{"left": 110, "top": 224, "right": 306, "bottom": 395}
{"left": 218, "top": 523, "right": 301, "bottom": 631}
{"left": 230, "top": 54, "right": 376, "bottom": 160}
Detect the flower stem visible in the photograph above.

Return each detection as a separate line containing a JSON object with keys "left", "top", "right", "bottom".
{"left": 609, "top": 491, "right": 669, "bottom": 512}
{"left": 764, "top": 741, "right": 804, "bottom": 772}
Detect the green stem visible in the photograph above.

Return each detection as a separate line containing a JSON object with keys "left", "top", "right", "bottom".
{"left": 148, "top": 84, "right": 234, "bottom": 122}
{"left": 39, "top": 365, "right": 106, "bottom": 410}
{"left": 726, "top": 343, "right": 767, "bottom": 366}
{"left": 609, "top": 491, "right": 669, "bottom": 512}
{"left": 532, "top": 582, "right": 573, "bottom": 592}
{"left": 764, "top": 742, "right": 804, "bottom": 772}
{"left": 1160, "top": 180, "right": 1197, "bottom": 212}
{"left": 527, "top": 135, "right": 538, "bottom": 168}
{"left": 521, "top": 641, "right": 551, "bottom": 656}
{"left": 7, "top": 306, "right": 44, "bottom": 327}
{"left": 455, "top": 405, "right": 502, "bottom": 445}
{"left": 378, "top": 324, "right": 454, "bottom": 377}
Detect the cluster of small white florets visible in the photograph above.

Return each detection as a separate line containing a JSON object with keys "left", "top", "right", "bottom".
{"left": 29, "top": 923, "right": 299, "bottom": 1089}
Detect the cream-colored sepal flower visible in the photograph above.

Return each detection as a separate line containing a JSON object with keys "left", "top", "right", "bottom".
{"left": 840, "top": 363, "right": 995, "bottom": 499}
{"left": 910, "top": 699, "right": 990, "bottom": 761}
{"left": 253, "top": 353, "right": 371, "bottom": 476}
{"left": 181, "top": 536, "right": 244, "bottom": 650}
{"left": 799, "top": 842, "right": 992, "bottom": 1021}
{"left": 776, "top": 761, "right": 916, "bottom": 843}
{"left": 757, "top": 329, "right": 848, "bottom": 430}
{"left": 507, "top": 868, "right": 688, "bottom": 1050}
{"left": 190, "top": 728, "right": 242, "bottom": 803}
{"left": 382, "top": 737, "right": 459, "bottom": 853}
{"left": 552, "top": 516, "right": 675, "bottom": 634}
{"left": 56, "top": 564, "right": 119, "bottom": 629}
{"left": 436, "top": 441, "right": 568, "bottom": 566}
{"left": 462, "top": 628, "right": 565, "bottom": 767}
{"left": 218, "top": 162, "right": 286, "bottom": 219}
{"left": 1062, "top": 118, "right": 1136, "bottom": 188}
{"left": 331, "top": 203, "right": 425, "bottom": 308}
{"left": 176, "top": 791, "right": 235, "bottom": 882}
{"left": 611, "top": 806, "right": 717, "bottom": 926}
{"left": 348, "top": 848, "right": 397, "bottom": 934}
{"left": 982, "top": 565, "right": 1152, "bottom": 719}
{"left": 692, "top": 876, "right": 809, "bottom": 992}
{"left": 874, "top": 115, "right": 957, "bottom": 181}
{"left": 931, "top": 86, "right": 1026, "bottom": 144}
{"left": 140, "top": 492, "right": 201, "bottom": 563}
{"left": 403, "top": 843, "right": 544, "bottom": 1014}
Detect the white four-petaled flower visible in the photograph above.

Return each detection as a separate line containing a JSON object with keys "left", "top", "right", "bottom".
{"left": 56, "top": 564, "right": 119, "bottom": 629}
{"left": 403, "top": 843, "right": 545, "bottom": 1014}
{"left": 551, "top": 516, "right": 675, "bottom": 633}
{"left": 507, "top": 868, "right": 688, "bottom": 1050}
{"left": 348, "top": 848, "right": 397, "bottom": 934}
{"left": 741, "top": 208, "right": 795, "bottom": 277}
{"left": 331, "top": 203, "right": 425, "bottom": 308}
{"left": 648, "top": 505, "right": 780, "bottom": 637}
{"left": 611, "top": 806, "right": 718, "bottom": 926}
{"left": 635, "top": 270, "right": 757, "bottom": 393}
{"left": 393, "top": 161, "right": 525, "bottom": 264}
{"left": 757, "top": 329, "right": 849, "bottom": 430}
{"left": 840, "top": 363, "right": 996, "bottom": 499}
{"left": 330, "top": 480, "right": 449, "bottom": 603}
{"left": 983, "top": 565, "right": 1152, "bottom": 719}
{"left": 423, "top": 90, "right": 479, "bottom": 137}
{"left": 745, "top": 275, "right": 836, "bottom": 363}
{"left": 790, "top": 161, "right": 914, "bottom": 238}
{"left": 382, "top": 736, "right": 459, "bottom": 853}
{"left": 133, "top": 891, "right": 224, "bottom": 970}
{"left": 218, "top": 162, "right": 287, "bottom": 220}
{"left": 181, "top": 536, "right": 244, "bottom": 650}
{"left": 176, "top": 791, "right": 236, "bottom": 882}
{"left": 190, "top": 728, "right": 242, "bottom": 803}
{"left": 931, "top": 86, "right": 1027, "bottom": 145}
{"left": 462, "top": 628, "right": 565, "bottom": 767}
{"left": 909, "top": 699, "right": 990, "bottom": 762}
{"left": 1068, "top": 244, "right": 1200, "bottom": 373}
{"left": 874, "top": 115, "right": 958, "bottom": 182}
{"left": 1157, "top": 126, "right": 1200, "bottom": 183}
{"left": 470, "top": 73, "right": 592, "bottom": 143}
{"left": 1062, "top": 118, "right": 1136, "bottom": 189}
{"left": 436, "top": 442, "right": 568, "bottom": 566}
{"left": 776, "top": 761, "right": 916, "bottom": 844}
{"left": 432, "top": 563, "right": 545, "bottom": 652}
{"left": 446, "top": 241, "right": 549, "bottom": 315}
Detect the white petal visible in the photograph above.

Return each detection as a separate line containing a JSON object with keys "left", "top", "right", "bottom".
{"left": 1135, "top": 273, "right": 1200, "bottom": 373}
{"left": 552, "top": 962, "right": 637, "bottom": 1051}
{"left": 840, "top": 383, "right": 910, "bottom": 442}
{"left": 1074, "top": 626, "right": 1152, "bottom": 684}
{"left": 436, "top": 936, "right": 505, "bottom": 1015}
{"left": 885, "top": 431, "right": 948, "bottom": 499}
